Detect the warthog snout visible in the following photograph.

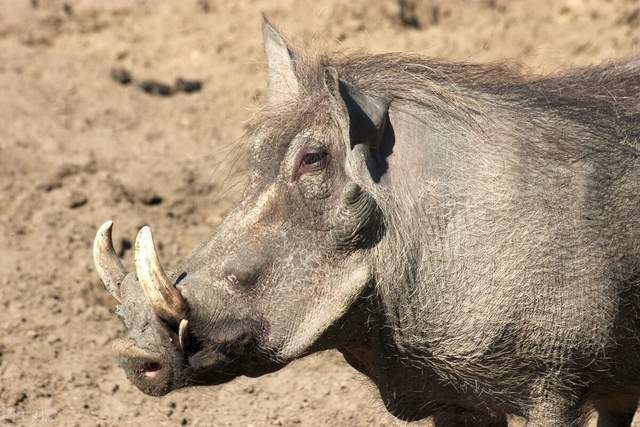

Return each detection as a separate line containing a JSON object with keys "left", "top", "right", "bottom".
{"left": 112, "top": 339, "right": 176, "bottom": 397}
{"left": 93, "top": 221, "right": 269, "bottom": 394}
{"left": 94, "top": 222, "right": 190, "bottom": 395}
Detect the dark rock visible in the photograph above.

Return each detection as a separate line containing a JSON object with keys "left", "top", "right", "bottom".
{"left": 68, "top": 190, "right": 88, "bottom": 209}
{"left": 117, "top": 237, "right": 131, "bottom": 257}
{"left": 398, "top": 0, "right": 421, "bottom": 29}
{"left": 137, "top": 80, "right": 174, "bottom": 97}
{"left": 111, "top": 68, "right": 132, "bottom": 85}
{"left": 175, "top": 78, "right": 203, "bottom": 93}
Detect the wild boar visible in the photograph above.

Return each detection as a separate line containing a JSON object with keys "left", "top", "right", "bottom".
{"left": 94, "top": 19, "right": 640, "bottom": 426}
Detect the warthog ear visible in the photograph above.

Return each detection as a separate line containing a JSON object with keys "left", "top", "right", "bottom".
{"left": 262, "top": 16, "right": 299, "bottom": 105}
{"left": 323, "top": 67, "right": 389, "bottom": 149}
{"left": 324, "top": 66, "right": 391, "bottom": 185}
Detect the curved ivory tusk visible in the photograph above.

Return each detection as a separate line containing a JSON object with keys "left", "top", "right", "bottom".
{"left": 178, "top": 319, "right": 189, "bottom": 352}
{"left": 93, "top": 220, "right": 127, "bottom": 302}
{"left": 134, "top": 226, "right": 186, "bottom": 323}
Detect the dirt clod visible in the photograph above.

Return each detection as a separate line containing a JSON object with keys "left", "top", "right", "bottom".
{"left": 137, "top": 80, "right": 174, "bottom": 97}
{"left": 398, "top": 0, "right": 421, "bottom": 28}
{"left": 14, "top": 392, "right": 27, "bottom": 406}
{"left": 175, "top": 78, "right": 203, "bottom": 94}
{"left": 67, "top": 190, "right": 88, "bottom": 209}
{"left": 110, "top": 67, "right": 132, "bottom": 85}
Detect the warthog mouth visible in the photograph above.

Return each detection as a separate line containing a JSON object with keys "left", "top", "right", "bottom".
{"left": 112, "top": 339, "right": 180, "bottom": 396}
{"left": 111, "top": 334, "right": 272, "bottom": 396}
{"left": 141, "top": 362, "right": 162, "bottom": 378}
{"left": 95, "top": 221, "right": 283, "bottom": 395}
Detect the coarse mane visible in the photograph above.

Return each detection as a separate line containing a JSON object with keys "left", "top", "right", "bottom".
{"left": 289, "top": 51, "right": 640, "bottom": 147}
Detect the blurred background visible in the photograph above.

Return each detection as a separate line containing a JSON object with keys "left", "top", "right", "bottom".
{"left": 1, "top": 0, "right": 639, "bottom": 425}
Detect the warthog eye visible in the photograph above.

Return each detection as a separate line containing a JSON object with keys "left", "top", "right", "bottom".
{"left": 298, "top": 151, "right": 328, "bottom": 176}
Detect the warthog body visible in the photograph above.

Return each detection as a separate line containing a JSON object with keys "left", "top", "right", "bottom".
{"left": 94, "top": 21, "right": 640, "bottom": 426}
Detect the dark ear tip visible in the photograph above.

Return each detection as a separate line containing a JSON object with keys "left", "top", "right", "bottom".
{"left": 261, "top": 15, "right": 290, "bottom": 51}
{"left": 261, "top": 14, "right": 273, "bottom": 35}
{"left": 261, "top": 13, "right": 272, "bottom": 28}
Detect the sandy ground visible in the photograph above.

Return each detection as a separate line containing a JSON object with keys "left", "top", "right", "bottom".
{"left": 1, "top": 0, "right": 639, "bottom": 425}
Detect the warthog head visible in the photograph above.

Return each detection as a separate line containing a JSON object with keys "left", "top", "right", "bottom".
{"left": 94, "top": 20, "right": 389, "bottom": 397}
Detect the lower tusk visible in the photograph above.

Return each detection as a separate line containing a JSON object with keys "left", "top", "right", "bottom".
{"left": 178, "top": 319, "right": 189, "bottom": 351}
{"left": 93, "top": 220, "right": 127, "bottom": 302}
{"left": 134, "top": 226, "right": 186, "bottom": 323}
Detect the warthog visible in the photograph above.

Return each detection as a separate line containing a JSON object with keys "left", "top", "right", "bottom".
{"left": 93, "top": 19, "right": 640, "bottom": 426}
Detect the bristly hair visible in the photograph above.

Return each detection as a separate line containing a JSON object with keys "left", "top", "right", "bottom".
{"left": 282, "top": 50, "right": 640, "bottom": 147}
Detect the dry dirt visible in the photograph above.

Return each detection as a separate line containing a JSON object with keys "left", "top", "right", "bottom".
{"left": 1, "top": 0, "right": 640, "bottom": 426}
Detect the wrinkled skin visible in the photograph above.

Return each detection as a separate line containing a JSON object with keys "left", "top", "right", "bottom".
{"left": 98, "top": 20, "right": 640, "bottom": 427}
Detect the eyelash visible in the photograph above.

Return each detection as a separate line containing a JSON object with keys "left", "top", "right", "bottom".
{"left": 295, "top": 150, "right": 328, "bottom": 179}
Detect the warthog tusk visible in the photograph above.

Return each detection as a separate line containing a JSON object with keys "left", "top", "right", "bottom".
{"left": 93, "top": 220, "right": 127, "bottom": 302}
{"left": 134, "top": 226, "right": 186, "bottom": 323}
{"left": 178, "top": 319, "right": 189, "bottom": 352}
